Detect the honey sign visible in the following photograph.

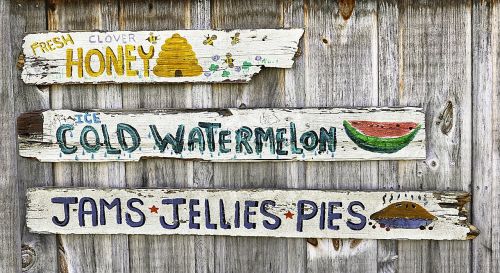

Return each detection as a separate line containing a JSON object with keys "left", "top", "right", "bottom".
{"left": 21, "top": 29, "right": 303, "bottom": 84}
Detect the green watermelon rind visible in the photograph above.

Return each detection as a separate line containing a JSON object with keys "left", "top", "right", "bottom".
{"left": 343, "top": 121, "right": 421, "bottom": 153}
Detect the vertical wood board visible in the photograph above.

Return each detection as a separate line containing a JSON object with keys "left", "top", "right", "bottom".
{"left": 11, "top": 0, "right": 58, "bottom": 272}
{"left": 0, "top": 1, "right": 20, "bottom": 273}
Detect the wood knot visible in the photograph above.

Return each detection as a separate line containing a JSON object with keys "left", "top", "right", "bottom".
{"left": 332, "top": 239, "right": 341, "bottom": 251}
{"left": 21, "top": 244, "right": 36, "bottom": 271}
{"left": 46, "top": 0, "right": 57, "bottom": 12}
{"left": 306, "top": 238, "right": 318, "bottom": 247}
{"left": 427, "top": 158, "right": 439, "bottom": 170}
{"left": 437, "top": 101, "right": 453, "bottom": 135}
{"left": 338, "top": 0, "right": 355, "bottom": 20}
{"left": 349, "top": 239, "right": 362, "bottom": 249}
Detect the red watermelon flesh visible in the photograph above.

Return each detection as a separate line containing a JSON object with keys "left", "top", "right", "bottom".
{"left": 348, "top": 121, "right": 419, "bottom": 138}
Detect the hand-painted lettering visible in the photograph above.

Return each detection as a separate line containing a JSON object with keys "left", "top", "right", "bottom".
{"left": 31, "top": 34, "right": 74, "bottom": 56}
{"left": 66, "top": 44, "right": 154, "bottom": 78}
{"left": 46, "top": 195, "right": 369, "bottom": 234}
{"left": 54, "top": 119, "right": 339, "bottom": 158}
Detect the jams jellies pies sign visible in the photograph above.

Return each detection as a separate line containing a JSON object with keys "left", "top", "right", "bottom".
{"left": 26, "top": 188, "right": 478, "bottom": 240}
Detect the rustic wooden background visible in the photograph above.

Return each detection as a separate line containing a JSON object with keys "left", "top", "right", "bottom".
{"left": 0, "top": 0, "right": 498, "bottom": 272}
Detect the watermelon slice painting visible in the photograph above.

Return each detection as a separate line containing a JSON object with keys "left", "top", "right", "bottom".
{"left": 343, "top": 120, "right": 421, "bottom": 153}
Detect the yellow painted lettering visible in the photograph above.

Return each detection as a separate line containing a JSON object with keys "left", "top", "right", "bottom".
{"left": 84, "top": 49, "right": 105, "bottom": 77}
{"left": 30, "top": 42, "right": 40, "bottom": 56}
{"left": 124, "top": 44, "right": 138, "bottom": 77}
{"left": 105, "top": 46, "right": 124, "bottom": 76}
{"left": 138, "top": 45, "right": 154, "bottom": 77}
{"left": 53, "top": 37, "right": 64, "bottom": 48}
{"left": 61, "top": 34, "right": 74, "bottom": 45}
{"left": 39, "top": 42, "right": 48, "bottom": 53}
{"left": 46, "top": 40, "right": 55, "bottom": 51}
{"left": 66, "top": 48, "right": 83, "bottom": 78}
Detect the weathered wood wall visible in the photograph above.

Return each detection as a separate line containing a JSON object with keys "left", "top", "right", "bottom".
{"left": 1, "top": 0, "right": 498, "bottom": 272}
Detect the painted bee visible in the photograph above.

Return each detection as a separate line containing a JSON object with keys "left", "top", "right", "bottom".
{"left": 203, "top": 34, "right": 217, "bottom": 46}
{"left": 224, "top": 53, "right": 235, "bottom": 68}
{"left": 146, "top": 32, "right": 159, "bottom": 44}
{"left": 231, "top": 32, "right": 240, "bottom": 45}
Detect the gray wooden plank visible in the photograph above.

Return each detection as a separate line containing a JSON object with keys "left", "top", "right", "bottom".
{"left": 11, "top": 0, "right": 58, "bottom": 272}
{"left": 393, "top": 1, "right": 472, "bottom": 273}
{"left": 210, "top": 0, "right": 306, "bottom": 272}
{"left": 0, "top": 0, "right": 21, "bottom": 272}
{"left": 376, "top": 1, "right": 401, "bottom": 271}
{"left": 303, "top": 0, "right": 378, "bottom": 272}
{"left": 118, "top": 1, "right": 200, "bottom": 273}
{"left": 188, "top": 1, "right": 216, "bottom": 272}
{"left": 472, "top": 1, "right": 500, "bottom": 273}
{"left": 284, "top": 0, "right": 306, "bottom": 108}
{"left": 47, "top": 1, "right": 129, "bottom": 273}
{"left": 283, "top": 1, "right": 308, "bottom": 271}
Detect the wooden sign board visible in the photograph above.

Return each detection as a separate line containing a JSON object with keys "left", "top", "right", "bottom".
{"left": 17, "top": 107, "right": 426, "bottom": 162}
{"left": 26, "top": 188, "right": 478, "bottom": 240}
{"left": 21, "top": 29, "right": 303, "bottom": 84}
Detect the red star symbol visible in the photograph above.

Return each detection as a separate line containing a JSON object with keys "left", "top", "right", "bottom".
{"left": 284, "top": 210, "right": 294, "bottom": 219}
{"left": 149, "top": 205, "right": 159, "bottom": 214}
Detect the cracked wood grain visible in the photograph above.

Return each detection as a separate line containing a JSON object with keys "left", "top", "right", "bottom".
{"left": 12, "top": 1, "right": 59, "bottom": 272}
{"left": 382, "top": 1, "right": 473, "bottom": 273}
{"left": 46, "top": 1, "right": 129, "bottom": 273}
{"left": 0, "top": 1, "right": 21, "bottom": 273}
{"left": 472, "top": 0, "right": 500, "bottom": 273}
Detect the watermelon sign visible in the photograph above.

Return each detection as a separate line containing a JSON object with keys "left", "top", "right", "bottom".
{"left": 17, "top": 107, "right": 426, "bottom": 162}
{"left": 343, "top": 121, "right": 422, "bottom": 153}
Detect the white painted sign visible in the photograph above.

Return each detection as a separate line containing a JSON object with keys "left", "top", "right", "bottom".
{"left": 26, "top": 188, "right": 478, "bottom": 240}
{"left": 21, "top": 29, "right": 303, "bottom": 84}
{"left": 17, "top": 107, "right": 426, "bottom": 162}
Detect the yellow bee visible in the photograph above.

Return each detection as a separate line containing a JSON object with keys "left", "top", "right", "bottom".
{"left": 231, "top": 32, "right": 240, "bottom": 45}
{"left": 146, "top": 32, "right": 158, "bottom": 44}
{"left": 203, "top": 34, "right": 217, "bottom": 46}
{"left": 224, "top": 53, "right": 235, "bottom": 68}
